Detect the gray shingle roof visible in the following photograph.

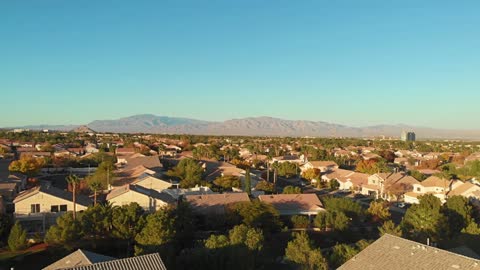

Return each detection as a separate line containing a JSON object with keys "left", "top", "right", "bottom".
{"left": 62, "top": 253, "right": 167, "bottom": 270}
{"left": 339, "top": 234, "right": 480, "bottom": 270}
{"left": 13, "top": 184, "right": 91, "bottom": 207}
{"left": 43, "top": 249, "right": 115, "bottom": 270}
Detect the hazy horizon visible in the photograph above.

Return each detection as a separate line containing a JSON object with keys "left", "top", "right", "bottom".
{"left": 2, "top": 1, "right": 480, "bottom": 129}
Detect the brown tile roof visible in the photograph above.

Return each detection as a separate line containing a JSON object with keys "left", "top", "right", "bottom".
{"left": 186, "top": 192, "right": 250, "bottom": 215}
{"left": 448, "top": 182, "right": 480, "bottom": 197}
{"left": 123, "top": 155, "right": 163, "bottom": 171}
{"left": 308, "top": 161, "right": 338, "bottom": 167}
{"left": 258, "top": 194, "right": 324, "bottom": 215}
{"left": 421, "top": 176, "right": 452, "bottom": 188}
{"left": 339, "top": 234, "right": 480, "bottom": 270}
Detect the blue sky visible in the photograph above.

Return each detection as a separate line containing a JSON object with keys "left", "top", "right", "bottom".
{"left": 1, "top": 0, "right": 479, "bottom": 129}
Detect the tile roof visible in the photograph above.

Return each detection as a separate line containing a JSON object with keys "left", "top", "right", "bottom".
{"left": 43, "top": 249, "right": 115, "bottom": 270}
{"left": 62, "top": 253, "right": 167, "bottom": 270}
{"left": 307, "top": 161, "right": 338, "bottom": 167}
{"left": 421, "top": 176, "right": 452, "bottom": 188}
{"left": 339, "top": 234, "right": 480, "bottom": 270}
{"left": 258, "top": 194, "right": 324, "bottom": 215}
{"left": 186, "top": 192, "right": 250, "bottom": 215}
{"left": 448, "top": 182, "right": 480, "bottom": 197}
{"left": 123, "top": 156, "right": 163, "bottom": 171}
{"left": 13, "top": 184, "right": 91, "bottom": 206}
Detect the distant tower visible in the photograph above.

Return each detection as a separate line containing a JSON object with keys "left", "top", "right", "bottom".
{"left": 401, "top": 131, "right": 416, "bottom": 142}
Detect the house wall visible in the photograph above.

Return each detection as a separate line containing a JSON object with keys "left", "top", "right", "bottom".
{"left": 108, "top": 191, "right": 169, "bottom": 212}
{"left": 15, "top": 192, "right": 87, "bottom": 215}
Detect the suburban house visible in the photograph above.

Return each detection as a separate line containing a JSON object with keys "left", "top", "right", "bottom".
{"left": 404, "top": 176, "right": 462, "bottom": 204}
{"left": 258, "top": 194, "right": 325, "bottom": 216}
{"left": 131, "top": 173, "right": 174, "bottom": 192}
{"left": 0, "top": 181, "right": 21, "bottom": 212}
{"left": 162, "top": 186, "right": 215, "bottom": 200}
{"left": 361, "top": 172, "right": 420, "bottom": 201}
{"left": 300, "top": 161, "right": 339, "bottom": 173}
{"left": 13, "top": 184, "right": 91, "bottom": 233}
{"left": 185, "top": 192, "right": 250, "bottom": 215}
{"left": 205, "top": 162, "right": 260, "bottom": 190}
{"left": 322, "top": 169, "right": 369, "bottom": 191}
{"left": 404, "top": 177, "right": 480, "bottom": 204}
{"left": 119, "top": 154, "right": 163, "bottom": 172}
{"left": 44, "top": 251, "right": 167, "bottom": 270}
{"left": 339, "top": 234, "right": 480, "bottom": 270}
{"left": 271, "top": 155, "right": 306, "bottom": 165}
{"left": 448, "top": 181, "right": 480, "bottom": 203}
{"left": 106, "top": 184, "right": 175, "bottom": 212}
{"left": 114, "top": 165, "right": 157, "bottom": 186}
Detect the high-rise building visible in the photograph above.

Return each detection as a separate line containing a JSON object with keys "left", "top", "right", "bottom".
{"left": 401, "top": 131, "right": 416, "bottom": 142}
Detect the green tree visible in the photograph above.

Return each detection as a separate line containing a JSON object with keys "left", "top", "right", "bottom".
{"left": 283, "top": 185, "right": 302, "bottom": 194}
{"left": 167, "top": 158, "right": 203, "bottom": 188}
{"left": 379, "top": 220, "right": 402, "bottom": 237}
{"left": 291, "top": 215, "right": 310, "bottom": 229}
{"left": 330, "top": 244, "right": 359, "bottom": 268}
{"left": 45, "top": 212, "right": 83, "bottom": 245}
{"left": 314, "top": 211, "right": 349, "bottom": 231}
{"left": 408, "top": 170, "right": 427, "bottom": 181}
{"left": 443, "top": 195, "right": 473, "bottom": 235}
{"left": 8, "top": 222, "right": 27, "bottom": 251}
{"left": 66, "top": 174, "right": 82, "bottom": 220}
{"left": 402, "top": 194, "right": 448, "bottom": 241}
{"left": 277, "top": 162, "right": 299, "bottom": 178}
{"left": 302, "top": 168, "right": 320, "bottom": 181}
{"left": 322, "top": 197, "right": 365, "bottom": 222}
{"left": 229, "top": 224, "right": 264, "bottom": 251}
{"left": 232, "top": 201, "right": 282, "bottom": 233}
{"left": 329, "top": 179, "right": 340, "bottom": 190}
{"left": 368, "top": 201, "right": 391, "bottom": 222}
{"left": 0, "top": 214, "right": 12, "bottom": 247}
{"left": 205, "top": 235, "right": 230, "bottom": 249}
{"left": 254, "top": 181, "right": 274, "bottom": 193}
{"left": 214, "top": 175, "right": 241, "bottom": 191}
{"left": 88, "top": 180, "right": 102, "bottom": 206}
{"left": 9, "top": 155, "right": 45, "bottom": 177}
{"left": 112, "top": 203, "right": 146, "bottom": 255}
{"left": 81, "top": 204, "right": 113, "bottom": 239}
{"left": 135, "top": 209, "right": 176, "bottom": 256}
{"left": 462, "top": 221, "right": 480, "bottom": 235}
{"left": 285, "top": 231, "right": 328, "bottom": 270}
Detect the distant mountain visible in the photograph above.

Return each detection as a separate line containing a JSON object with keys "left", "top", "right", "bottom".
{"left": 6, "top": 115, "right": 480, "bottom": 140}
{"left": 72, "top": 125, "right": 96, "bottom": 133}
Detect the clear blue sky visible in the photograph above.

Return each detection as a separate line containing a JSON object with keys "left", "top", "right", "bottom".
{"left": 1, "top": 0, "right": 479, "bottom": 129}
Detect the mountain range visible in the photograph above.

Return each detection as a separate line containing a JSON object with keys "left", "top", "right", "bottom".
{"left": 6, "top": 114, "right": 480, "bottom": 140}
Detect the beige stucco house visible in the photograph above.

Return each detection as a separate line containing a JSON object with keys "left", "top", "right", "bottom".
{"left": 106, "top": 184, "right": 175, "bottom": 212}
{"left": 13, "top": 185, "right": 91, "bottom": 233}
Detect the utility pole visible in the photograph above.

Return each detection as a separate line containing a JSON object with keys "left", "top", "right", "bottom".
{"left": 107, "top": 167, "right": 110, "bottom": 190}
{"left": 267, "top": 161, "right": 270, "bottom": 183}
{"left": 274, "top": 168, "right": 278, "bottom": 194}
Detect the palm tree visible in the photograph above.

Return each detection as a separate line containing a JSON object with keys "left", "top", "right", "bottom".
{"left": 89, "top": 181, "right": 102, "bottom": 206}
{"left": 66, "top": 174, "right": 81, "bottom": 220}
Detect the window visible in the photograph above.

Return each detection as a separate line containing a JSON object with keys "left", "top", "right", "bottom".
{"left": 60, "top": 205, "right": 67, "bottom": 212}
{"left": 51, "top": 205, "right": 59, "bottom": 212}
{"left": 31, "top": 204, "right": 40, "bottom": 213}
{"left": 417, "top": 187, "right": 421, "bottom": 192}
